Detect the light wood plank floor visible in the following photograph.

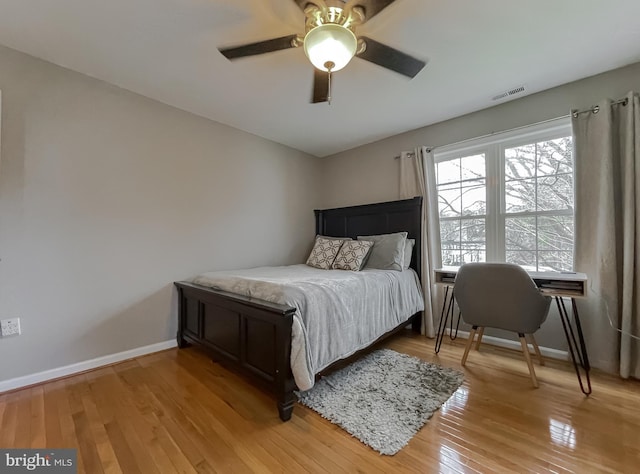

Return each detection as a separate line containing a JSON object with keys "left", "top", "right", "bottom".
{"left": 1, "top": 332, "right": 639, "bottom": 473}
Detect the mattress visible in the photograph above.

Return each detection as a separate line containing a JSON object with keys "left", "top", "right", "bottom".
{"left": 193, "top": 264, "right": 425, "bottom": 390}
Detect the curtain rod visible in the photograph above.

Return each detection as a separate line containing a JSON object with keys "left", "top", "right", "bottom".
{"left": 394, "top": 95, "right": 631, "bottom": 160}
{"left": 393, "top": 114, "right": 567, "bottom": 159}
{"left": 571, "top": 97, "right": 629, "bottom": 117}
{"left": 393, "top": 149, "right": 436, "bottom": 159}
{"left": 394, "top": 151, "right": 416, "bottom": 159}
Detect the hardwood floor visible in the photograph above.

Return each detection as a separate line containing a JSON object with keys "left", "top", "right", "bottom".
{"left": 1, "top": 332, "right": 639, "bottom": 473}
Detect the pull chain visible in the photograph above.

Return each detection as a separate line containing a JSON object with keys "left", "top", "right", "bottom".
{"left": 324, "top": 61, "right": 335, "bottom": 106}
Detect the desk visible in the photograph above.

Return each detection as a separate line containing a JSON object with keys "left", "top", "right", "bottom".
{"left": 434, "top": 267, "right": 591, "bottom": 395}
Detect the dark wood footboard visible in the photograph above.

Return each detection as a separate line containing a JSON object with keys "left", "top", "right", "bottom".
{"left": 174, "top": 281, "right": 298, "bottom": 421}
{"left": 175, "top": 281, "right": 422, "bottom": 421}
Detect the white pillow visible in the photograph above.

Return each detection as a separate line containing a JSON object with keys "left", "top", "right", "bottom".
{"left": 403, "top": 239, "right": 415, "bottom": 270}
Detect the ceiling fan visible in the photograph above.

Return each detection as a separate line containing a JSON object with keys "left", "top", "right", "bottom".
{"left": 218, "top": 0, "right": 426, "bottom": 104}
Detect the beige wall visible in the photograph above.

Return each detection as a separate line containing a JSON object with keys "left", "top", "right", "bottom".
{"left": 321, "top": 61, "right": 640, "bottom": 209}
{"left": 320, "top": 60, "right": 640, "bottom": 357}
{"left": 0, "top": 45, "right": 321, "bottom": 382}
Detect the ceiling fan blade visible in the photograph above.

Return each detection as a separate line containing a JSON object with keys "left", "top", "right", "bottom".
{"left": 312, "top": 68, "right": 329, "bottom": 103}
{"left": 347, "top": 0, "right": 396, "bottom": 22}
{"left": 219, "top": 34, "right": 299, "bottom": 60}
{"left": 292, "top": 1, "right": 325, "bottom": 13}
{"left": 357, "top": 36, "right": 426, "bottom": 78}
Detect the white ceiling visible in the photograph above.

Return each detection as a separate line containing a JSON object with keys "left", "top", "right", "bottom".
{"left": 1, "top": 0, "right": 639, "bottom": 157}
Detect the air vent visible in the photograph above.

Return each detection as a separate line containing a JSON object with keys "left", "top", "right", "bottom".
{"left": 491, "top": 85, "right": 526, "bottom": 101}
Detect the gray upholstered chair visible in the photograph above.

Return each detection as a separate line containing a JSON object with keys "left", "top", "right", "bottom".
{"left": 454, "top": 262, "right": 552, "bottom": 387}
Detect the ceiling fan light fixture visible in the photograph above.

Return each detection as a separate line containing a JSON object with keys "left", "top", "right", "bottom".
{"left": 303, "top": 23, "right": 357, "bottom": 72}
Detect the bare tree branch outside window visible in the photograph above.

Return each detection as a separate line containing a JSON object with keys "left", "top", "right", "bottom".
{"left": 436, "top": 137, "right": 574, "bottom": 271}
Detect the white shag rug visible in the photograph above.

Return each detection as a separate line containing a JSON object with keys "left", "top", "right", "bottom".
{"left": 297, "top": 348, "right": 464, "bottom": 455}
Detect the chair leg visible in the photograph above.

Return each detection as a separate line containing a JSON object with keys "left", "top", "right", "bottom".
{"left": 519, "top": 333, "right": 539, "bottom": 388}
{"left": 461, "top": 326, "right": 477, "bottom": 366}
{"left": 527, "top": 333, "right": 545, "bottom": 366}
{"left": 474, "top": 327, "right": 485, "bottom": 351}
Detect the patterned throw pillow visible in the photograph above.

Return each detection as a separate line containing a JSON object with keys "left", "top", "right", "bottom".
{"left": 306, "top": 237, "right": 346, "bottom": 269}
{"left": 332, "top": 240, "right": 374, "bottom": 271}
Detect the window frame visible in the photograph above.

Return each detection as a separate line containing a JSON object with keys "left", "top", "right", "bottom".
{"left": 434, "top": 117, "right": 573, "bottom": 270}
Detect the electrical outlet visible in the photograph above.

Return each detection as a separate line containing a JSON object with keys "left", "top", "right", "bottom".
{"left": 1, "top": 318, "right": 21, "bottom": 337}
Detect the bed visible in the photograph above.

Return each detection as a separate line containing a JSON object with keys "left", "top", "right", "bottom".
{"left": 174, "top": 196, "right": 424, "bottom": 421}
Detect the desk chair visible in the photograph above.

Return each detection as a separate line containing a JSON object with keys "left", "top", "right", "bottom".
{"left": 454, "top": 263, "right": 551, "bottom": 387}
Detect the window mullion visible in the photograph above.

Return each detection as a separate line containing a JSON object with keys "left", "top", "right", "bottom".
{"left": 486, "top": 144, "right": 501, "bottom": 262}
{"left": 535, "top": 142, "right": 539, "bottom": 271}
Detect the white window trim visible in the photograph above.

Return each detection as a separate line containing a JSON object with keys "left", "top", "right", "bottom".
{"left": 434, "top": 117, "right": 571, "bottom": 158}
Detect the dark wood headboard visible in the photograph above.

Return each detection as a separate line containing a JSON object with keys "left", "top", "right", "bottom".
{"left": 314, "top": 197, "right": 423, "bottom": 278}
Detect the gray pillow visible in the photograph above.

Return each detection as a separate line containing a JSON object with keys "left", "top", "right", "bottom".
{"left": 317, "top": 234, "right": 351, "bottom": 241}
{"left": 403, "top": 239, "right": 415, "bottom": 270}
{"left": 357, "top": 232, "right": 408, "bottom": 271}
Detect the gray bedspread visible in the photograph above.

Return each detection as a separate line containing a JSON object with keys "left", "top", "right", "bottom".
{"left": 192, "top": 264, "right": 424, "bottom": 390}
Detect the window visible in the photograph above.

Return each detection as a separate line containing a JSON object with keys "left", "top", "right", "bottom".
{"left": 437, "top": 153, "right": 487, "bottom": 266}
{"left": 435, "top": 119, "right": 574, "bottom": 271}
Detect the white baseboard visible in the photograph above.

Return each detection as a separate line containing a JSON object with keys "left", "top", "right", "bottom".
{"left": 0, "top": 339, "right": 178, "bottom": 393}
{"left": 446, "top": 329, "right": 569, "bottom": 360}
{"left": 1, "top": 332, "right": 568, "bottom": 393}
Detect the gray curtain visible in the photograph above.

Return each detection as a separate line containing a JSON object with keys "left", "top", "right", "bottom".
{"left": 399, "top": 147, "right": 442, "bottom": 338}
{"left": 572, "top": 91, "right": 639, "bottom": 379}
